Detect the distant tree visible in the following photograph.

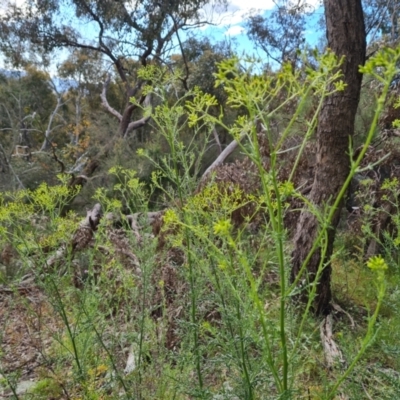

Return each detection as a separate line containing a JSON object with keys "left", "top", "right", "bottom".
{"left": 185, "top": 38, "right": 232, "bottom": 102}
{"left": 0, "top": 0, "right": 226, "bottom": 138}
{"left": 58, "top": 49, "right": 105, "bottom": 146}
{"left": 0, "top": 67, "right": 69, "bottom": 189}
{"left": 363, "top": 0, "right": 400, "bottom": 43}
{"left": 0, "top": 66, "right": 57, "bottom": 150}
{"left": 246, "top": 0, "right": 314, "bottom": 66}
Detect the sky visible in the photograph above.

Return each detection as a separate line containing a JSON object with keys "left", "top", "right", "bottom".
{"left": 197, "top": 0, "right": 324, "bottom": 61}
{"left": 0, "top": 0, "right": 325, "bottom": 71}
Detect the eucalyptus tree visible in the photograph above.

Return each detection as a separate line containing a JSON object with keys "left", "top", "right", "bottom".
{"left": 0, "top": 0, "right": 226, "bottom": 138}
{"left": 245, "top": 0, "right": 314, "bottom": 66}
{"left": 241, "top": 0, "right": 367, "bottom": 315}
{"left": 291, "top": 0, "right": 366, "bottom": 315}
{"left": 246, "top": 0, "right": 398, "bottom": 67}
{"left": 363, "top": 0, "right": 400, "bottom": 43}
{"left": 0, "top": 66, "right": 63, "bottom": 189}
{"left": 0, "top": 66, "right": 57, "bottom": 150}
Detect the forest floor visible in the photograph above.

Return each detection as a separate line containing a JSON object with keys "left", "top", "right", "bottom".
{"left": 0, "top": 277, "right": 59, "bottom": 398}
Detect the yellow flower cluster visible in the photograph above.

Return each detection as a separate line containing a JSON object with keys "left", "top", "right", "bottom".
{"left": 213, "top": 219, "right": 232, "bottom": 236}
{"left": 366, "top": 255, "right": 388, "bottom": 271}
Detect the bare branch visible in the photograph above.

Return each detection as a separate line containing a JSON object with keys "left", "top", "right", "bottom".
{"left": 170, "top": 14, "right": 189, "bottom": 90}
{"left": 200, "top": 138, "right": 241, "bottom": 184}
{"left": 69, "top": 151, "right": 88, "bottom": 174}
{"left": 366, "top": 0, "right": 392, "bottom": 38}
{"left": 40, "top": 94, "right": 68, "bottom": 151}
{"left": 100, "top": 74, "right": 122, "bottom": 121}
{"left": 125, "top": 116, "right": 151, "bottom": 137}
{"left": 212, "top": 126, "right": 222, "bottom": 154}
{"left": 51, "top": 144, "right": 65, "bottom": 173}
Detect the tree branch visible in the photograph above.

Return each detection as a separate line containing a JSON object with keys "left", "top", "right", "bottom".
{"left": 124, "top": 93, "right": 152, "bottom": 137}
{"left": 199, "top": 138, "right": 240, "bottom": 184}
{"left": 212, "top": 126, "right": 222, "bottom": 154}
{"left": 40, "top": 95, "right": 65, "bottom": 151}
{"left": 74, "top": 0, "right": 129, "bottom": 83}
{"left": 100, "top": 74, "right": 122, "bottom": 121}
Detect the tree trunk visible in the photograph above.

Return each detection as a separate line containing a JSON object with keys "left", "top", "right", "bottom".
{"left": 291, "top": 0, "right": 366, "bottom": 315}
{"left": 118, "top": 103, "right": 136, "bottom": 137}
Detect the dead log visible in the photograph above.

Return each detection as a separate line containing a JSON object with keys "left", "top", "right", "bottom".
{"left": 45, "top": 203, "right": 103, "bottom": 271}
{"left": 320, "top": 314, "right": 345, "bottom": 369}
{"left": 126, "top": 211, "right": 164, "bottom": 243}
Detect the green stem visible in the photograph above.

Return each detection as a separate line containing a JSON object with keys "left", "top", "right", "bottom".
{"left": 168, "top": 124, "right": 203, "bottom": 391}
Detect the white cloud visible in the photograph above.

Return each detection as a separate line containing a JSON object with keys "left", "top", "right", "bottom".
{"left": 212, "top": 3, "right": 270, "bottom": 26}
{"left": 229, "top": 0, "right": 275, "bottom": 12}
{"left": 198, "top": 0, "right": 323, "bottom": 39}
{"left": 204, "top": 0, "right": 322, "bottom": 27}
{"left": 231, "top": 0, "right": 322, "bottom": 10}
{"left": 0, "top": 0, "right": 26, "bottom": 9}
{"left": 0, "top": 0, "right": 29, "bottom": 16}
{"left": 225, "top": 25, "right": 245, "bottom": 36}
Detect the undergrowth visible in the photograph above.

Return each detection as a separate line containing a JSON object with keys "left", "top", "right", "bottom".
{"left": 1, "top": 48, "right": 400, "bottom": 399}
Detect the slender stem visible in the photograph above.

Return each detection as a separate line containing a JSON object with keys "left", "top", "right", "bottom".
{"left": 229, "top": 250, "right": 254, "bottom": 398}
{"left": 168, "top": 122, "right": 203, "bottom": 391}
{"left": 47, "top": 274, "right": 83, "bottom": 378}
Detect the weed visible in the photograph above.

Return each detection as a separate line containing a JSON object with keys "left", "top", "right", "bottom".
{"left": 1, "top": 48, "right": 400, "bottom": 399}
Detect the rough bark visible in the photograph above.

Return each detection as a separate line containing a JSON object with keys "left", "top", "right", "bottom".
{"left": 291, "top": 0, "right": 366, "bottom": 315}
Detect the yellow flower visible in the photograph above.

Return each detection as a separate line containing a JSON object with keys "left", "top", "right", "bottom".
{"left": 381, "top": 177, "right": 398, "bottom": 190}
{"left": 213, "top": 219, "right": 232, "bottom": 236}
{"left": 366, "top": 255, "right": 388, "bottom": 271}
{"left": 163, "top": 209, "right": 179, "bottom": 225}
{"left": 218, "top": 261, "right": 228, "bottom": 270}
